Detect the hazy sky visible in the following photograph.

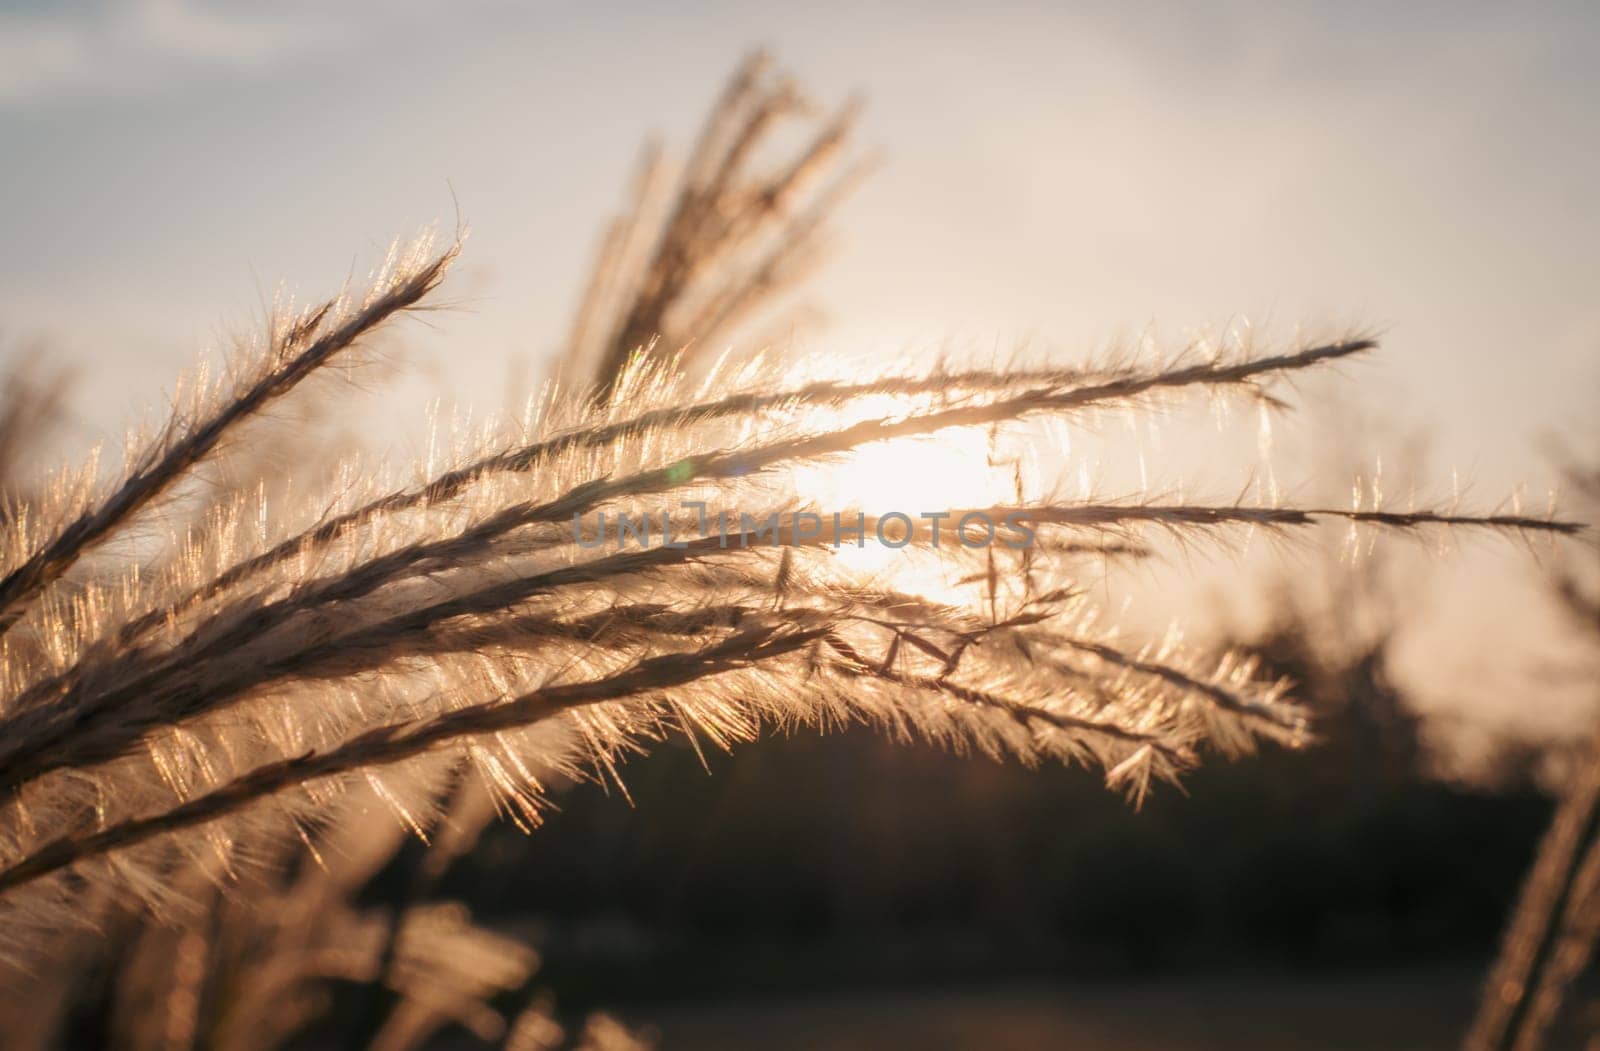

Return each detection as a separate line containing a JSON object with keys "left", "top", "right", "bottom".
{"left": 2, "top": 1, "right": 1596, "bottom": 750}
{"left": 3, "top": 0, "right": 1596, "bottom": 481}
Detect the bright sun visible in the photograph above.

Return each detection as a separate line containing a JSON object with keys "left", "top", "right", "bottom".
{"left": 791, "top": 426, "right": 1027, "bottom": 602}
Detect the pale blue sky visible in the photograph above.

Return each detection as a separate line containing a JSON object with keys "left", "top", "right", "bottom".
{"left": 2, "top": 0, "right": 1596, "bottom": 492}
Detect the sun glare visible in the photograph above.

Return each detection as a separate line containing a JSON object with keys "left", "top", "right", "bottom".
{"left": 791, "top": 425, "right": 1027, "bottom": 602}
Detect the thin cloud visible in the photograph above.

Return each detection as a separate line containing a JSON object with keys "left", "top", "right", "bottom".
{"left": 0, "top": 0, "right": 411, "bottom": 105}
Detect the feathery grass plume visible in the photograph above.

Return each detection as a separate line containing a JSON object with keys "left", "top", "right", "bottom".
{"left": 562, "top": 50, "right": 867, "bottom": 398}
{"left": 1, "top": 51, "right": 866, "bottom": 1046}
{"left": 0, "top": 340, "right": 1422, "bottom": 794}
{"left": 0, "top": 96, "right": 1584, "bottom": 1051}
{"left": 1465, "top": 458, "right": 1600, "bottom": 1051}
{"left": 0, "top": 238, "right": 456, "bottom": 637}
{"left": 0, "top": 235, "right": 1579, "bottom": 966}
